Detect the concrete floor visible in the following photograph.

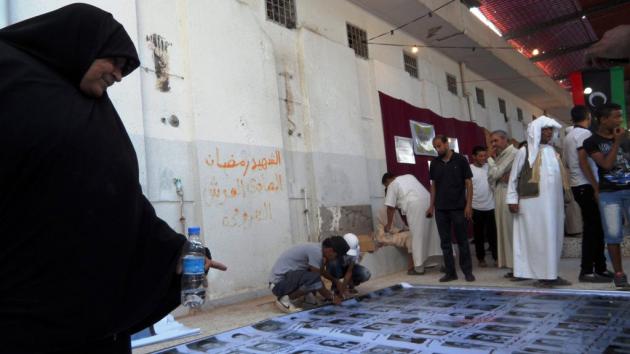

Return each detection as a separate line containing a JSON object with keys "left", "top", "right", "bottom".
{"left": 135, "top": 257, "right": 630, "bottom": 354}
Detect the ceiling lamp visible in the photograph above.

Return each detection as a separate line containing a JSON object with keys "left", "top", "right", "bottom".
{"left": 469, "top": 7, "right": 502, "bottom": 37}
{"left": 532, "top": 49, "right": 540, "bottom": 56}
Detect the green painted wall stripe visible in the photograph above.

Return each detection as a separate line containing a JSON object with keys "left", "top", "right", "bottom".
{"left": 611, "top": 66, "right": 627, "bottom": 128}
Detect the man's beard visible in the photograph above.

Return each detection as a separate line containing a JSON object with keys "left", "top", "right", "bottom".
{"left": 437, "top": 149, "right": 447, "bottom": 157}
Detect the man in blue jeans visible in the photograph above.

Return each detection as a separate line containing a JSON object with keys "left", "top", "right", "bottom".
{"left": 562, "top": 105, "right": 612, "bottom": 283}
{"left": 427, "top": 135, "right": 475, "bottom": 282}
{"left": 327, "top": 233, "right": 371, "bottom": 295}
{"left": 583, "top": 103, "right": 630, "bottom": 289}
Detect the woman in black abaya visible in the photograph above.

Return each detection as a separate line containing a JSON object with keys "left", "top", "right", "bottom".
{"left": 0, "top": 4, "right": 189, "bottom": 353}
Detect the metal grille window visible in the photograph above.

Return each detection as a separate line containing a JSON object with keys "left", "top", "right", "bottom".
{"left": 446, "top": 73, "right": 457, "bottom": 95}
{"left": 499, "top": 98, "right": 507, "bottom": 122}
{"left": 475, "top": 87, "right": 485, "bottom": 108}
{"left": 266, "top": 0, "right": 296, "bottom": 29}
{"left": 517, "top": 108, "right": 523, "bottom": 122}
{"left": 347, "top": 23, "right": 369, "bottom": 59}
{"left": 403, "top": 52, "right": 418, "bottom": 78}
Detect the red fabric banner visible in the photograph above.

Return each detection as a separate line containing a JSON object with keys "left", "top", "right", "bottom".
{"left": 379, "top": 91, "right": 486, "bottom": 191}
{"left": 569, "top": 71, "right": 585, "bottom": 105}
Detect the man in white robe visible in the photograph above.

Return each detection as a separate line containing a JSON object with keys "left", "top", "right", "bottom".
{"left": 382, "top": 173, "right": 442, "bottom": 275}
{"left": 506, "top": 116, "right": 571, "bottom": 287}
{"left": 487, "top": 130, "right": 518, "bottom": 275}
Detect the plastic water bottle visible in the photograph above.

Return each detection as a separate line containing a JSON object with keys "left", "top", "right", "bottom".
{"left": 181, "top": 226, "right": 206, "bottom": 308}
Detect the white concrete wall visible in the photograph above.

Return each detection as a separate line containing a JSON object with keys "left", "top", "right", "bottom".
{"left": 5, "top": 0, "right": 550, "bottom": 310}
{"left": 464, "top": 68, "right": 545, "bottom": 141}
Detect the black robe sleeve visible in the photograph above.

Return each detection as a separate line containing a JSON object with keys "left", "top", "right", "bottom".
{"left": 0, "top": 4, "right": 187, "bottom": 352}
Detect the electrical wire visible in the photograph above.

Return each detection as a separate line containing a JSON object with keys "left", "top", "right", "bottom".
{"left": 368, "top": 0, "right": 456, "bottom": 41}
{"left": 458, "top": 74, "right": 550, "bottom": 84}
{"left": 366, "top": 42, "right": 515, "bottom": 50}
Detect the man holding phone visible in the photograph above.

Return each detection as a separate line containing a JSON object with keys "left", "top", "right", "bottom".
{"left": 583, "top": 103, "right": 630, "bottom": 289}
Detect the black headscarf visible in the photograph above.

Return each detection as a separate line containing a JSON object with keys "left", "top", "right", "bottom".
{"left": 0, "top": 2, "right": 139, "bottom": 85}
{"left": 0, "top": 4, "right": 186, "bottom": 352}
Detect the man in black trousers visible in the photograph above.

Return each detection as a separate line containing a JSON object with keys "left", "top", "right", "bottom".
{"left": 426, "top": 135, "right": 475, "bottom": 282}
{"left": 562, "top": 105, "right": 612, "bottom": 283}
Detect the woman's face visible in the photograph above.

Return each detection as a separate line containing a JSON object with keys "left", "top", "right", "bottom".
{"left": 79, "top": 57, "right": 126, "bottom": 97}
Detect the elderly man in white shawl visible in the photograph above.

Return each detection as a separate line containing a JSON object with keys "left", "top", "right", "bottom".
{"left": 507, "top": 116, "right": 572, "bottom": 288}
{"left": 488, "top": 130, "right": 518, "bottom": 276}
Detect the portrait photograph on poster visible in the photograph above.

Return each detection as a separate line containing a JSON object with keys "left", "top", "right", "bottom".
{"left": 409, "top": 120, "right": 437, "bottom": 156}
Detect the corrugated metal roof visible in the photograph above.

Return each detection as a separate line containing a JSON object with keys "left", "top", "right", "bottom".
{"left": 477, "top": 0, "right": 626, "bottom": 88}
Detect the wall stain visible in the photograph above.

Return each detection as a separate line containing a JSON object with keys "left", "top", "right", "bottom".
{"left": 146, "top": 33, "right": 172, "bottom": 92}
{"left": 279, "top": 71, "right": 298, "bottom": 136}
{"left": 319, "top": 205, "right": 373, "bottom": 238}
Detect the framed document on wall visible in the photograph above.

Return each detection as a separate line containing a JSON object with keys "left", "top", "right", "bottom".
{"left": 394, "top": 136, "right": 415, "bottom": 164}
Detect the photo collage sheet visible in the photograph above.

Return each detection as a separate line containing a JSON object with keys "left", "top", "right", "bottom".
{"left": 155, "top": 284, "right": 630, "bottom": 354}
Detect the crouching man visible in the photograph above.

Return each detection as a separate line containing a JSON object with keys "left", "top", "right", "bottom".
{"left": 326, "top": 233, "right": 371, "bottom": 296}
{"left": 269, "top": 236, "right": 349, "bottom": 313}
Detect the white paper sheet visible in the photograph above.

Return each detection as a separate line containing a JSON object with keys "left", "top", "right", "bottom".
{"left": 394, "top": 136, "right": 415, "bottom": 164}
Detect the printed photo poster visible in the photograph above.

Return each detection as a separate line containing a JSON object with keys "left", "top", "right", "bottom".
{"left": 447, "top": 137, "right": 459, "bottom": 153}
{"left": 154, "top": 284, "right": 630, "bottom": 354}
{"left": 409, "top": 120, "right": 437, "bottom": 156}
{"left": 394, "top": 136, "right": 415, "bottom": 164}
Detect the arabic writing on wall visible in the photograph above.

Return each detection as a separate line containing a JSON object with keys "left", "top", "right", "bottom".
{"left": 206, "top": 173, "right": 283, "bottom": 203}
{"left": 221, "top": 202, "right": 273, "bottom": 228}
{"left": 203, "top": 147, "right": 284, "bottom": 228}
{"left": 204, "top": 148, "right": 282, "bottom": 176}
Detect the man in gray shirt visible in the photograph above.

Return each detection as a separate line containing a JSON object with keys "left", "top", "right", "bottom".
{"left": 269, "top": 236, "right": 348, "bottom": 313}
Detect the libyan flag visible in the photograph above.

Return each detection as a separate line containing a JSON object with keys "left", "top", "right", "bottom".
{"left": 569, "top": 67, "right": 627, "bottom": 128}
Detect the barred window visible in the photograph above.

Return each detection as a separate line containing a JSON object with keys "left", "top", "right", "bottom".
{"left": 347, "top": 23, "right": 369, "bottom": 59}
{"left": 446, "top": 73, "right": 457, "bottom": 95}
{"left": 498, "top": 98, "right": 507, "bottom": 122}
{"left": 475, "top": 87, "right": 485, "bottom": 108}
{"left": 266, "top": 0, "right": 296, "bottom": 29}
{"left": 517, "top": 108, "right": 523, "bottom": 122}
{"left": 403, "top": 52, "right": 418, "bottom": 78}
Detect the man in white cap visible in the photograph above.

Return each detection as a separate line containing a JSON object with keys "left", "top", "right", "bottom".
{"left": 327, "top": 233, "right": 371, "bottom": 296}
{"left": 507, "top": 116, "right": 572, "bottom": 288}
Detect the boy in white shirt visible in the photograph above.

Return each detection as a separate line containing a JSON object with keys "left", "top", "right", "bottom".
{"left": 470, "top": 146, "right": 497, "bottom": 267}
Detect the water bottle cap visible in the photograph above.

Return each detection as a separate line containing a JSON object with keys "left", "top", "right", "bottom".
{"left": 187, "top": 226, "right": 201, "bottom": 235}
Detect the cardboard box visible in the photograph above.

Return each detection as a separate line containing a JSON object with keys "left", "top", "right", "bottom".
{"left": 358, "top": 233, "right": 376, "bottom": 253}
